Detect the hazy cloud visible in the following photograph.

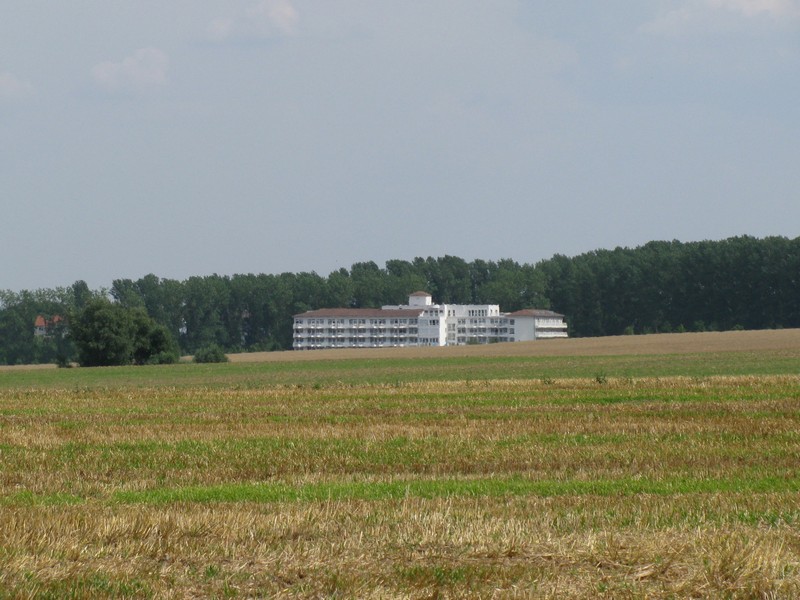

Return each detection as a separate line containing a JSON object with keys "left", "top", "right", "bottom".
{"left": 0, "top": 71, "right": 34, "bottom": 100}
{"left": 208, "top": 0, "right": 298, "bottom": 41}
{"left": 710, "top": 0, "right": 800, "bottom": 19}
{"left": 91, "top": 47, "right": 169, "bottom": 92}
{"left": 249, "top": 0, "right": 298, "bottom": 34}
{"left": 208, "top": 18, "right": 235, "bottom": 42}
{"left": 642, "top": 0, "right": 800, "bottom": 33}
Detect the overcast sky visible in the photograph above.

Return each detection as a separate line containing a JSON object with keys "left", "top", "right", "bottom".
{"left": 2, "top": 1, "right": 799, "bottom": 292}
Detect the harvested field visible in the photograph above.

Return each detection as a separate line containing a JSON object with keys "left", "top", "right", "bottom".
{"left": 229, "top": 328, "right": 800, "bottom": 362}
{"left": 3, "top": 329, "right": 800, "bottom": 374}
{"left": 1, "top": 332, "right": 800, "bottom": 597}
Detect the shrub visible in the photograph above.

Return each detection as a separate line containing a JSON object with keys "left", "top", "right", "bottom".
{"left": 193, "top": 344, "right": 229, "bottom": 364}
{"left": 146, "top": 350, "right": 180, "bottom": 365}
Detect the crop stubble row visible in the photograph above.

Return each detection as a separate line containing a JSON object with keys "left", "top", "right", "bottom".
{"left": 1, "top": 365, "right": 800, "bottom": 596}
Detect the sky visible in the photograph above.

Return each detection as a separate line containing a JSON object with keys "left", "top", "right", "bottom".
{"left": 2, "top": 1, "right": 799, "bottom": 292}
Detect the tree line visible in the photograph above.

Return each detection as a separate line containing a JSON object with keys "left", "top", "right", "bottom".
{"left": 2, "top": 235, "right": 798, "bottom": 365}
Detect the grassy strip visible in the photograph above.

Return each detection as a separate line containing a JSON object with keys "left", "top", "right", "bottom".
{"left": 2, "top": 350, "right": 800, "bottom": 389}
{"left": 105, "top": 475, "right": 800, "bottom": 505}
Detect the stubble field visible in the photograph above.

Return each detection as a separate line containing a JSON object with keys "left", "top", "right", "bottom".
{"left": 2, "top": 330, "right": 800, "bottom": 598}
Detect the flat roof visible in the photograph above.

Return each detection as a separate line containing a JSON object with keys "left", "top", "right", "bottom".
{"left": 295, "top": 308, "right": 425, "bottom": 319}
{"left": 505, "top": 309, "right": 565, "bottom": 318}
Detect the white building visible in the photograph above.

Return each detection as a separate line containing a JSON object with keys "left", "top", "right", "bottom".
{"left": 292, "top": 292, "right": 567, "bottom": 350}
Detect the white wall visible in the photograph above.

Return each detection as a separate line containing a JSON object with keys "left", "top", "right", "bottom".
{"left": 511, "top": 316, "right": 536, "bottom": 342}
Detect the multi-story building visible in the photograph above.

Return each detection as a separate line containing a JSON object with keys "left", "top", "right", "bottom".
{"left": 292, "top": 292, "right": 567, "bottom": 350}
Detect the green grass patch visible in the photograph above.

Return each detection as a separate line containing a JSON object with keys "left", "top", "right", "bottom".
{"left": 0, "top": 572, "right": 154, "bottom": 600}
{"left": 110, "top": 475, "right": 800, "bottom": 505}
{"left": 2, "top": 349, "right": 800, "bottom": 390}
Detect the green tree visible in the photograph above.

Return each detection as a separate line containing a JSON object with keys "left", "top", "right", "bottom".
{"left": 385, "top": 260, "right": 426, "bottom": 303}
{"left": 135, "top": 274, "right": 185, "bottom": 344}
{"left": 182, "top": 275, "right": 232, "bottom": 353}
{"left": 475, "top": 259, "right": 528, "bottom": 311}
{"left": 71, "top": 280, "right": 95, "bottom": 311}
{"left": 70, "top": 299, "right": 135, "bottom": 366}
{"left": 415, "top": 256, "right": 471, "bottom": 303}
{"left": 111, "top": 278, "right": 146, "bottom": 309}
{"left": 131, "top": 308, "right": 180, "bottom": 365}
{"left": 326, "top": 268, "right": 356, "bottom": 308}
{"left": 70, "top": 298, "right": 179, "bottom": 366}
{"left": 0, "top": 288, "right": 75, "bottom": 365}
{"left": 351, "top": 261, "right": 386, "bottom": 308}
{"left": 0, "top": 306, "right": 35, "bottom": 364}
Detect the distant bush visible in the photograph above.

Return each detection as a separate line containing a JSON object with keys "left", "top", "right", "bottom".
{"left": 147, "top": 350, "right": 180, "bottom": 365}
{"left": 193, "top": 344, "right": 229, "bottom": 364}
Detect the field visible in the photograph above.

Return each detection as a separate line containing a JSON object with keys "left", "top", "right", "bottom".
{"left": 1, "top": 330, "right": 800, "bottom": 598}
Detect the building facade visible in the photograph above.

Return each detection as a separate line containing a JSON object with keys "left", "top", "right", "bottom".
{"left": 292, "top": 292, "right": 567, "bottom": 350}
{"left": 34, "top": 315, "right": 64, "bottom": 338}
